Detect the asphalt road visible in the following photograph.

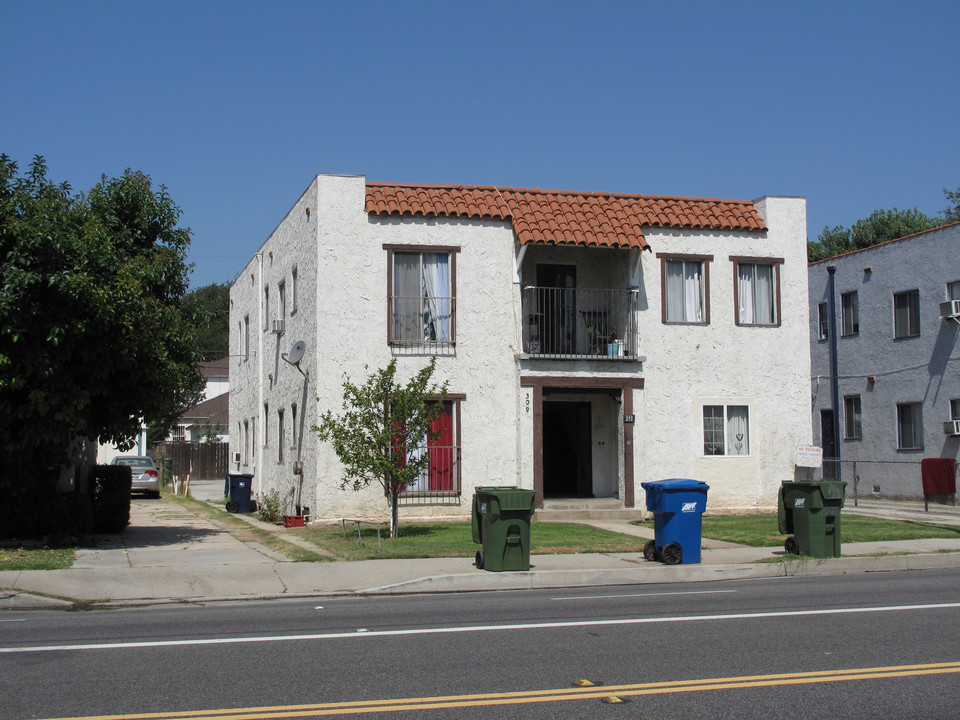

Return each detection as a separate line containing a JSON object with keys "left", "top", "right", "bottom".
{"left": 3, "top": 568, "right": 959, "bottom": 719}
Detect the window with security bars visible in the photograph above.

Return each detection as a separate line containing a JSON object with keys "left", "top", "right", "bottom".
{"left": 389, "top": 249, "right": 455, "bottom": 347}
{"left": 398, "top": 399, "right": 461, "bottom": 504}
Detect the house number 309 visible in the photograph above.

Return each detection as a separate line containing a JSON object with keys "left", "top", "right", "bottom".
{"left": 525, "top": 395, "right": 530, "bottom": 413}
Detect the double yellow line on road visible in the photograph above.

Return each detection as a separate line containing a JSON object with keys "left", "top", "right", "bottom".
{"left": 42, "top": 661, "right": 960, "bottom": 720}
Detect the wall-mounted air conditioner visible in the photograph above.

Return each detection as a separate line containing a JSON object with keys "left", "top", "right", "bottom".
{"left": 271, "top": 319, "right": 285, "bottom": 334}
{"left": 943, "top": 420, "right": 960, "bottom": 436}
{"left": 940, "top": 300, "right": 960, "bottom": 319}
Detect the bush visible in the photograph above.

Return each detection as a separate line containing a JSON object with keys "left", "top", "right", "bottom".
{"left": 258, "top": 490, "right": 284, "bottom": 524}
{"left": 89, "top": 464, "right": 132, "bottom": 533}
{"left": 0, "top": 465, "right": 61, "bottom": 540}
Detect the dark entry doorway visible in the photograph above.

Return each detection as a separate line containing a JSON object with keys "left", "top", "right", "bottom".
{"left": 537, "top": 264, "right": 576, "bottom": 354}
{"left": 542, "top": 401, "right": 593, "bottom": 497}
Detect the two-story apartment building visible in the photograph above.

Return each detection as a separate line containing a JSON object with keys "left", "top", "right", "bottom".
{"left": 230, "top": 174, "right": 811, "bottom": 522}
{"left": 809, "top": 222, "right": 960, "bottom": 500}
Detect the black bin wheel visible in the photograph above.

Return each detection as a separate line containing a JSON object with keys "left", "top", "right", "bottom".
{"left": 475, "top": 550, "right": 484, "bottom": 569}
{"left": 226, "top": 501, "right": 240, "bottom": 513}
{"left": 643, "top": 540, "right": 658, "bottom": 562}
{"left": 784, "top": 536, "right": 800, "bottom": 555}
{"left": 662, "top": 542, "right": 683, "bottom": 565}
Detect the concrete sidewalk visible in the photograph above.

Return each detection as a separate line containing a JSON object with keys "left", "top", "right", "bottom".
{"left": 2, "top": 482, "right": 959, "bottom": 609}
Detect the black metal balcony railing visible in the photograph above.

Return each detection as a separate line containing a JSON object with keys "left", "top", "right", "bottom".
{"left": 522, "top": 286, "right": 640, "bottom": 359}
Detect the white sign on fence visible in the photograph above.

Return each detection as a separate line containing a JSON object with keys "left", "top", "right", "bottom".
{"left": 796, "top": 446, "right": 823, "bottom": 468}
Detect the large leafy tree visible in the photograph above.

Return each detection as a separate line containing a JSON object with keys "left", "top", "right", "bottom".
{"left": 315, "top": 358, "right": 448, "bottom": 538}
{"left": 0, "top": 155, "right": 204, "bottom": 494}
{"left": 182, "top": 282, "right": 230, "bottom": 361}
{"left": 808, "top": 207, "right": 939, "bottom": 262}
{"left": 942, "top": 185, "right": 960, "bottom": 224}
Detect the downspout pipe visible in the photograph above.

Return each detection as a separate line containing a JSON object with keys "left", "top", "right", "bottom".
{"left": 827, "top": 266, "right": 841, "bottom": 483}
{"left": 256, "top": 251, "right": 264, "bottom": 499}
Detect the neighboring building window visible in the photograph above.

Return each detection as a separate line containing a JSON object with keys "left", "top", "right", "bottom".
{"left": 278, "top": 409, "right": 284, "bottom": 463}
{"left": 702, "top": 404, "right": 750, "bottom": 456}
{"left": 263, "top": 404, "right": 269, "bottom": 447}
{"left": 818, "top": 303, "right": 829, "bottom": 340}
{"left": 291, "top": 403, "right": 298, "bottom": 450}
{"left": 844, "top": 395, "right": 862, "bottom": 439}
{"left": 263, "top": 286, "right": 270, "bottom": 331}
{"left": 387, "top": 247, "right": 456, "bottom": 345}
{"left": 291, "top": 264, "right": 298, "bottom": 313}
{"left": 402, "top": 399, "right": 461, "bottom": 496}
{"left": 893, "top": 290, "right": 920, "bottom": 338}
{"left": 660, "top": 255, "right": 710, "bottom": 324}
{"left": 732, "top": 258, "right": 782, "bottom": 326}
{"left": 172, "top": 425, "right": 186, "bottom": 442}
{"left": 948, "top": 281, "right": 960, "bottom": 301}
{"left": 841, "top": 292, "right": 859, "bottom": 336}
{"left": 896, "top": 402, "right": 923, "bottom": 450}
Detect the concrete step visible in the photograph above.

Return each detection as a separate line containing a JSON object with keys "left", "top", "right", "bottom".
{"left": 536, "top": 498, "right": 646, "bottom": 522}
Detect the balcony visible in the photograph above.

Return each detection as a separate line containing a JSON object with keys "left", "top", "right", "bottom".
{"left": 521, "top": 286, "right": 641, "bottom": 360}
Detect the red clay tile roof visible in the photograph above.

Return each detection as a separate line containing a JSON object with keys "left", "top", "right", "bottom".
{"left": 365, "top": 183, "right": 767, "bottom": 250}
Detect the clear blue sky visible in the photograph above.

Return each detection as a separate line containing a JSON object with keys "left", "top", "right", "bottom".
{"left": 3, "top": 1, "right": 957, "bottom": 288}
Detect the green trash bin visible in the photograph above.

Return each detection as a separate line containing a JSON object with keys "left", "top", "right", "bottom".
{"left": 472, "top": 486, "right": 537, "bottom": 571}
{"left": 778, "top": 481, "right": 846, "bottom": 558}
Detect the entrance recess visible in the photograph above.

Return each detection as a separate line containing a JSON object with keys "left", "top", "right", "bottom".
{"left": 521, "top": 376, "right": 644, "bottom": 508}
{"left": 543, "top": 401, "right": 592, "bottom": 498}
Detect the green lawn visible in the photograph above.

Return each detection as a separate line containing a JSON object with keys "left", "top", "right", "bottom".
{"left": 297, "top": 521, "right": 646, "bottom": 561}
{"left": 694, "top": 514, "right": 960, "bottom": 547}
{"left": 0, "top": 547, "right": 75, "bottom": 571}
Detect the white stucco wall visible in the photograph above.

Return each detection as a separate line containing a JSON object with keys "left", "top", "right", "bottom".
{"left": 635, "top": 196, "right": 811, "bottom": 510}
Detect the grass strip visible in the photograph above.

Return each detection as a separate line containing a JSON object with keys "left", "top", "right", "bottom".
{"left": 294, "top": 521, "right": 646, "bottom": 562}
{"left": 166, "top": 493, "right": 330, "bottom": 562}
{"left": 0, "top": 546, "right": 75, "bottom": 571}
{"left": 693, "top": 513, "right": 960, "bottom": 547}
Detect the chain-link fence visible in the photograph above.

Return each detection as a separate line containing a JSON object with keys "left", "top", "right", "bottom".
{"left": 815, "top": 457, "right": 957, "bottom": 506}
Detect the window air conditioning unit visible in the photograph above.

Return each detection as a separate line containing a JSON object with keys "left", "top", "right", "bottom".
{"left": 940, "top": 300, "right": 960, "bottom": 319}
{"left": 943, "top": 420, "right": 960, "bottom": 437}
{"left": 271, "top": 318, "right": 285, "bottom": 334}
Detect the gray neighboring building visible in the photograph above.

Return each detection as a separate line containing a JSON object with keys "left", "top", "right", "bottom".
{"left": 808, "top": 222, "right": 960, "bottom": 500}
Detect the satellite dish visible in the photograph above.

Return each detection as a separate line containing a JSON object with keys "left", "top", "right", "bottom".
{"left": 284, "top": 340, "right": 306, "bottom": 366}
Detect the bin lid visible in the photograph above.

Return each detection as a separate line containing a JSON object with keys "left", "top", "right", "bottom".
{"left": 641, "top": 478, "right": 709, "bottom": 492}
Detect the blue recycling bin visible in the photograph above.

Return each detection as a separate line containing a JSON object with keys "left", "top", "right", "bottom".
{"left": 226, "top": 473, "right": 254, "bottom": 513}
{"left": 641, "top": 479, "right": 710, "bottom": 564}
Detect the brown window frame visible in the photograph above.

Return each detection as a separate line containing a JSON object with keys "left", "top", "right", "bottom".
{"left": 656, "top": 253, "right": 713, "bottom": 325}
{"left": 384, "top": 245, "right": 459, "bottom": 347}
{"left": 730, "top": 256, "right": 784, "bottom": 327}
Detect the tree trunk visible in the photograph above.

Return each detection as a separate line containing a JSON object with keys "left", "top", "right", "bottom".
{"left": 389, "top": 487, "right": 399, "bottom": 538}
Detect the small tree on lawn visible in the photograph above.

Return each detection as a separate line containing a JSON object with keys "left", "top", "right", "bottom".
{"left": 315, "top": 358, "right": 447, "bottom": 538}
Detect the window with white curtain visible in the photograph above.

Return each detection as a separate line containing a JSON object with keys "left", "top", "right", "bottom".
{"left": 661, "top": 256, "right": 708, "bottom": 324}
{"left": 733, "top": 258, "right": 781, "bottom": 326}
{"left": 389, "top": 248, "right": 456, "bottom": 345}
{"left": 703, "top": 404, "right": 750, "bottom": 456}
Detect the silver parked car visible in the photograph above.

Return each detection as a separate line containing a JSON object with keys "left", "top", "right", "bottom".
{"left": 111, "top": 456, "right": 161, "bottom": 498}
